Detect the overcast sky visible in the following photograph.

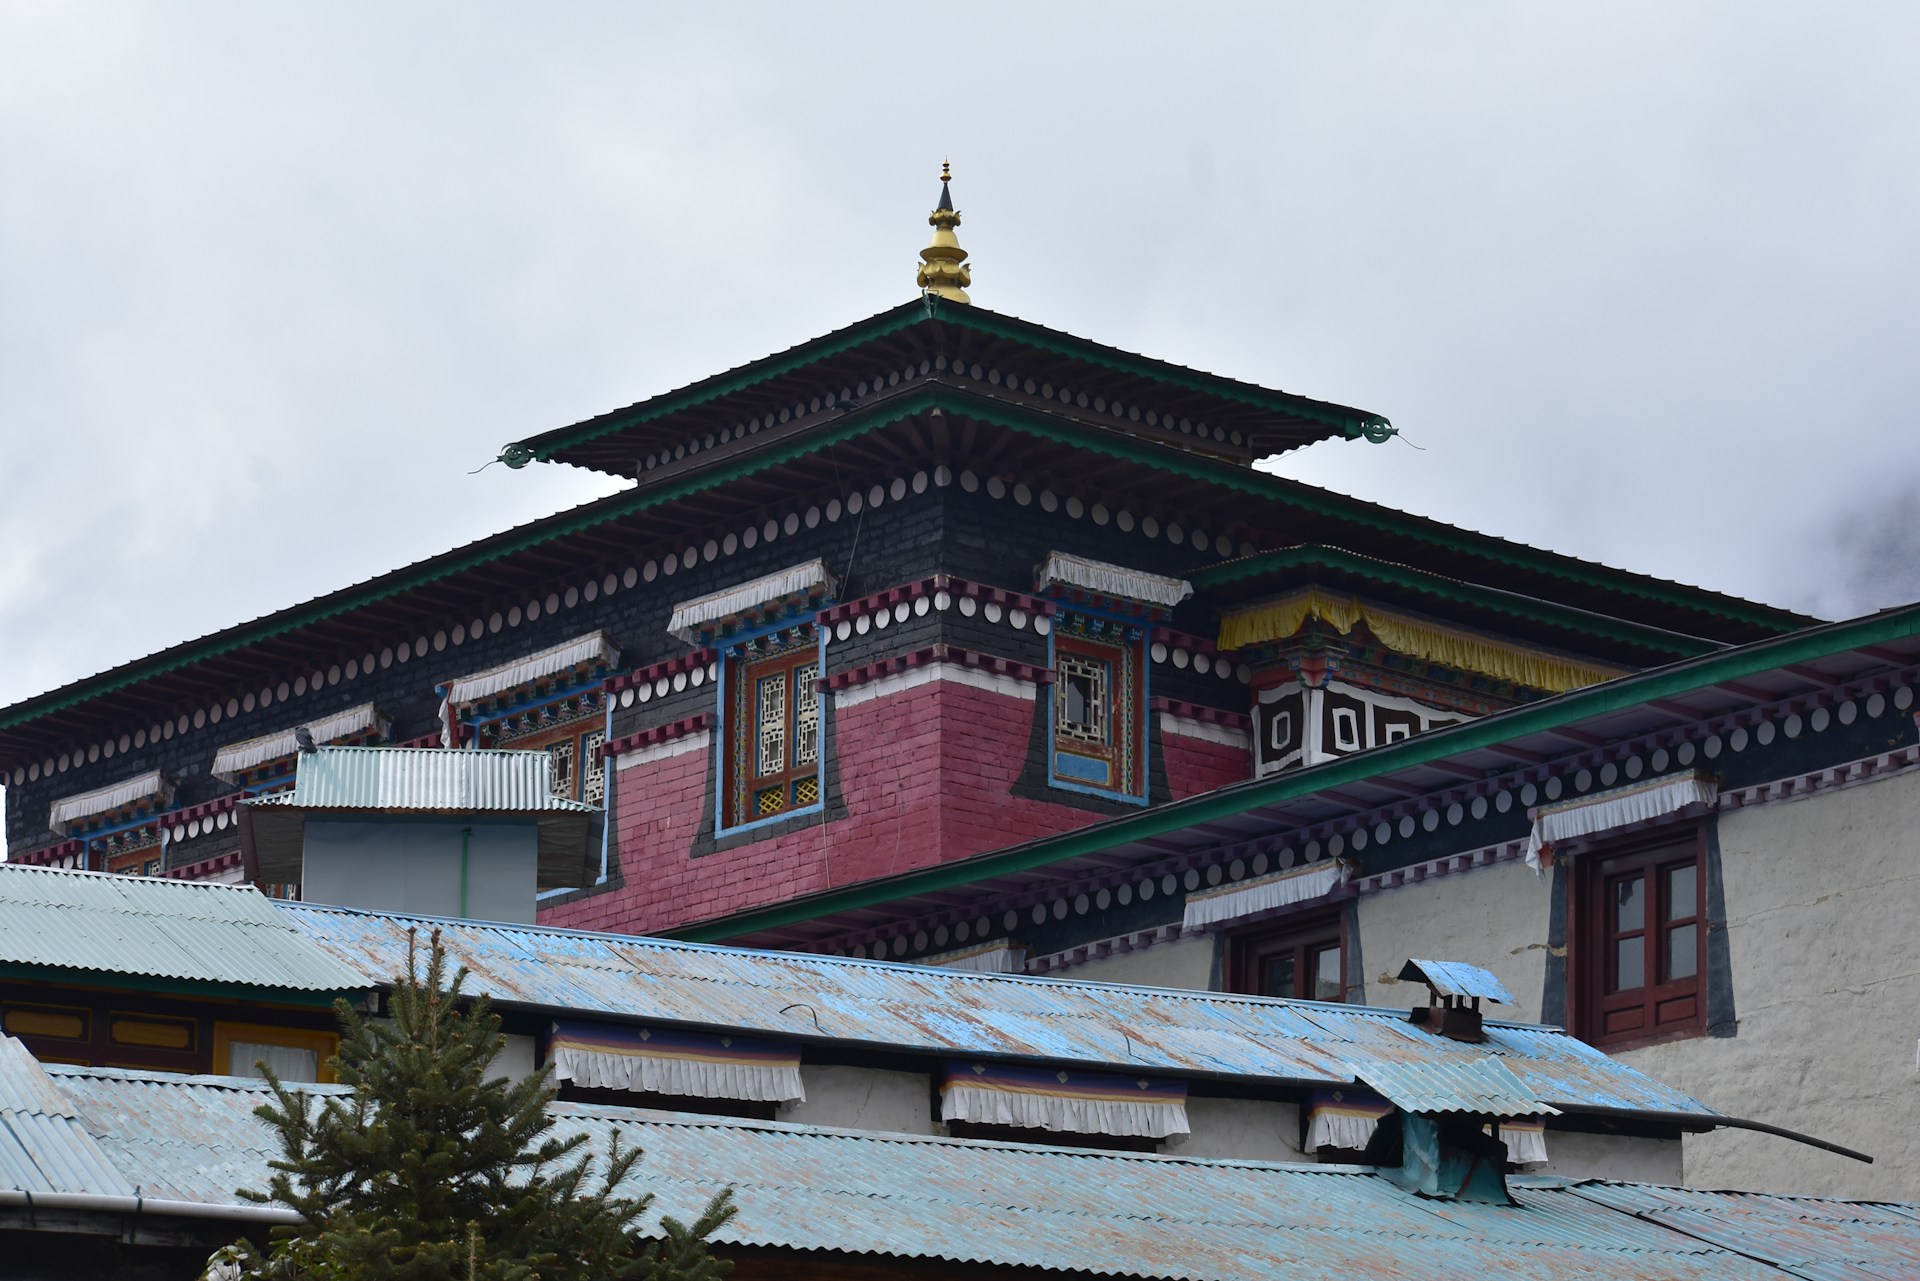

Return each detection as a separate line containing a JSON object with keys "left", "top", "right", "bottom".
{"left": 3, "top": 3, "right": 1917, "bottom": 719}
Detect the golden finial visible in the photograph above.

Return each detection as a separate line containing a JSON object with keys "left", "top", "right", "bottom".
{"left": 916, "top": 160, "right": 972, "bottom": 304}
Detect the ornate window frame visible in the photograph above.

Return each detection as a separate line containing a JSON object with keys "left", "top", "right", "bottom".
{"left": 716, "top": 621, "right": 825, "bottom": 834}
{"left": 1047, "top": 611, "right": 1149, "bottom": 804}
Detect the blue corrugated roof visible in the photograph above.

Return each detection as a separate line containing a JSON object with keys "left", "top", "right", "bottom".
{"left": 0, "top": 1036, "right": 133, "bottom": 1196}
{"left": 1401, "top": 958, "right": 1517, "bottom": 1004}
{"left": 280, "top": 902, "right": 1720, "bottom": 1117}
{"left": 34, "top": 1061, "right": 1920, "bottom": 1280}
{"left": 1357, "top": 1056, "right": 1558, "bottom": 1119}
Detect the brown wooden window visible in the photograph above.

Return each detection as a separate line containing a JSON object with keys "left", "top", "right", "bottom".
{"left": 1577, "top": 831, "right": 1706, "bottom": 1048}
{"left": 1226, "top": 914, "right": 1345, "bottom": 1002}
{"left": 722, "top": 627, "right": 822, "bottom": 830}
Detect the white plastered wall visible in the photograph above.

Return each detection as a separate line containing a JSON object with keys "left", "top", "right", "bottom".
{"left": 776, "top": 1066, "right": 938, "bottom": 1135}
{"left": 1042, "top": 934, "right": 1216, "bottom": 989}
{"left": 1354, "top": 857, "right": 1553, "bottom": 1024}
{"left": 1613, "top": 770, "right": 1920, "bottom": 1199}
{"left": 1163, "top": 1097, "right": 1305, "bottom": 1162}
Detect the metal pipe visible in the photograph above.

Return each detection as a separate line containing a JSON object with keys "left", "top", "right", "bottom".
{"left": 0, "top": 1188, "right": 300, "bottom": 1225}
{"left": 1553, "top": 1102, "right": 1873, "bottom": 1163}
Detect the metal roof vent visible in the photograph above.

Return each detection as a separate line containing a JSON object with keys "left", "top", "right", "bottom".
{"left": 1398, "top": 958, "right": 1514, "bottom": 1044}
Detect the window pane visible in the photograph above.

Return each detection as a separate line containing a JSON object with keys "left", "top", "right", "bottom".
{"left": 1613, "top": 875, "right": 1645, "bottom": 933}
{"left": 1056, "top": 655, "right": 1109, "bottom": 744}
{"left": 231, "top": 1040, "right": 319, "bottom": 1083}
{"left": 547, "top": 738, "right": 575, "bottom": 798}
{"left": 1262, "top": 954, "right": 1297, "bottom": 999}
{"left": 1665, "top": 864, "right": 1698, "bottom": 921}
{"left": 1613, "top": 937, "right": 1645, "bottom": 992}
{"left": 1311, "top": 946, "right": 1342, "bottom": 1001}
{"left": 1665, "top": 923, "right": 1699, "bottom": 981}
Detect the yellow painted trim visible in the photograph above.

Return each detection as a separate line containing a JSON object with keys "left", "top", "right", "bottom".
{"left": 213, "top": 1021, "right": 339, "bottom": 1083}
{"left": 108, "top": 1013, "right": 195, "bottom": 1051}
{"left": 1218, "top": 588, "right": 1627, "bottom": 693}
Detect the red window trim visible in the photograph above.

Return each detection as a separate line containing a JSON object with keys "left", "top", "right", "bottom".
{"left": 1573, "top": 827, "right": 1707, "bottom": 1050}
{"left": 1224, "top": 910, "right": 1347, "bottom": 1002}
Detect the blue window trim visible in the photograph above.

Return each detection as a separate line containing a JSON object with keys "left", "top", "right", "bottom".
{"left": 713, "top": 618, "right": 827, "bottom": 838}
{"left": 1046, "top": 603, "right": 1151, "bottom": 807}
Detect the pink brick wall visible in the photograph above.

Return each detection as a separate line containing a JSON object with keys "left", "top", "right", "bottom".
{"left": 1159, "top": 726, "right": 1251, "bottom": 800}
{"left": 540, "top": 677, "right": 1246, "bottom": 937}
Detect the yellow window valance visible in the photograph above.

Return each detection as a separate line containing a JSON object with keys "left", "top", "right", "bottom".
{"left": 1216, "top": 589, "right": 1626, "bottom": 694}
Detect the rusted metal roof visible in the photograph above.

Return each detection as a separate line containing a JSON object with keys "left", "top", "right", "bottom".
{"left": 1401, "top": 958, "right": 1517, "bottom": 1004}
{"left": 35, "top": 1061, "right": 1920, "bottom": 1280}
{"left": 0, "top": 863, "right": 366, "bottom": 993}
{"left": 1569, "top": 1182, "right": 1920, "bottom": 1281}
{"left": 280, "top": 902, "right": 1720, "bottom": 1117}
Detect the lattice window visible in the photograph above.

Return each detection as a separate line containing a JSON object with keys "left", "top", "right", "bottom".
{"left": 756, "top": 671, "right": 788, "bottom": 777}
{"left": 579, "top": 729, "right": 606, "bottom": 805}
{"left": 1051, "top": 618, "right": 1146, "bottom": 800}
{"left": 1056, "top": 654, "right": 1110, "bottom": 744}
{"left": 793, "top": 669, "right": 820, "bottom": 767}
{"left": 724, "top": 627, "right": 824, "bottom": 830}
{"left": 547, "top": 738, "right": 576, "bottom": 799}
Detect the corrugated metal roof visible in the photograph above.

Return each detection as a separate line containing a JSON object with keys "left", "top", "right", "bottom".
{"left": 0, "top": 1036, "right": 133, "bottom": 1196}
{"left": 1569, "top": 1183, "right": 1920, "bottom": 1281}
{"left": 0, "top": 863, "right": 367, "bottom": 992}
{"left": 261, "top": 746, "right": 596, "bottom": 814}
{"left": 280, "top": 902, "right": 1720, "bottom": 1117}
{"left": 1401, "top": 958, "right": 1517, "bottom": 1004}
{"left": 39, "top": 1062, "right": 1920, "bottom": 1280}
{"left": 1357, "top": 1056, "right": 1559, "bottom": 1119}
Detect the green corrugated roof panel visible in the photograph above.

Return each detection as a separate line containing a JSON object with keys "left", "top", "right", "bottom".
{"left": 0, "top": 863, "right": 367, "bottom": 993}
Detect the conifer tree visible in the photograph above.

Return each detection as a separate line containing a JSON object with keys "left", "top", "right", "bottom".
{"left": 210, "top": 929, "right": 734, "bottom": 1281}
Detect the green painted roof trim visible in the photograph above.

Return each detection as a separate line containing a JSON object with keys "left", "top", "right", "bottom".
{"left": 932, "top": 305, "right": 1391, "bottom": 437}
{"left": 1189, "top": 546, "right": 1719, "bottom": 658}
{"left": 0, "top": 387, "right": 1802, "bottom": 734}
{"left": 2, "top": 396, "right": 943, "bottom": 734}
{"left": 673, "top": 600, "right": 1920, "bottom": 943}
{"left": 0, "top": 961, "right": 352, "bottom": 1007}
{"left": 526, "top": 303, "right": 928, "bottom": 463}
{"left": 518, "top": 300, "right": 1390, "bottom": 465}
{"left": 927, "top": 392, "right": 1809, "bottom": 632}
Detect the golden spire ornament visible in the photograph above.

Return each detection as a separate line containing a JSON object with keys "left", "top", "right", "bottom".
{"left": 915, "top": 161, "right": 972, "bottom": 304}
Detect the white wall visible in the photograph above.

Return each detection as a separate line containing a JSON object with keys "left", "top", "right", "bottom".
{"left": 1044, "top": 934, "right": 1216, "bottom": 990}
{"left": 1163, "top": 1097, "right": 1305, "bottom": 1162}
{"left": 1354, "top": 858, "right": 1553, "bottom": 1023}
{"left": 1531, "top": 1131, "right": 1682, "bottom": 1184}
{"left": 302, "top": 819, "right": 538, "bottom": 923}
{"left": 777, "top": 1066, "right": 937, "bottom": 1135}
{"left": 1616, "top": 771, "right": 1920, "bottom": 1199}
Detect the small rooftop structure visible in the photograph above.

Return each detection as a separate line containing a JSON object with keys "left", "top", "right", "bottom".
{"left": 240, "top": 747, "right": 598, "bottom": 918}
{"left": 1400, "top": 958, "right": 1515, "bottom": 1044}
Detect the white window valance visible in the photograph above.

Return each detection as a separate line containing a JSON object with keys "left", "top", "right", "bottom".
{"left": 919, "top": 940, "right": 1029, "bottom": 974}
{"left": 1035, "top": 551, "right": 1192, "bottom": 609}
{"left": 443, "top": 632, "right": 620, "bottom": 708}
{"left": 1525, "top": 771, "right": 1718, "bottom": 871}
{"left": 1181, "top": 860, "right": 1347, "bottom": 932}
{"left": 940, "top": 1061, "right": 1189, "bottom": 1139}
{"left": 667, "top": 559, "right": 838, "bottom": 644}
{"left": 211, "top": 702, "right": 390, "bottom": 780}
{"left": 49, "top": 770, "right": 173, "bottom": 829}
{"left": 548, "top": 1021, "right": 804, "bottom": 1103}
